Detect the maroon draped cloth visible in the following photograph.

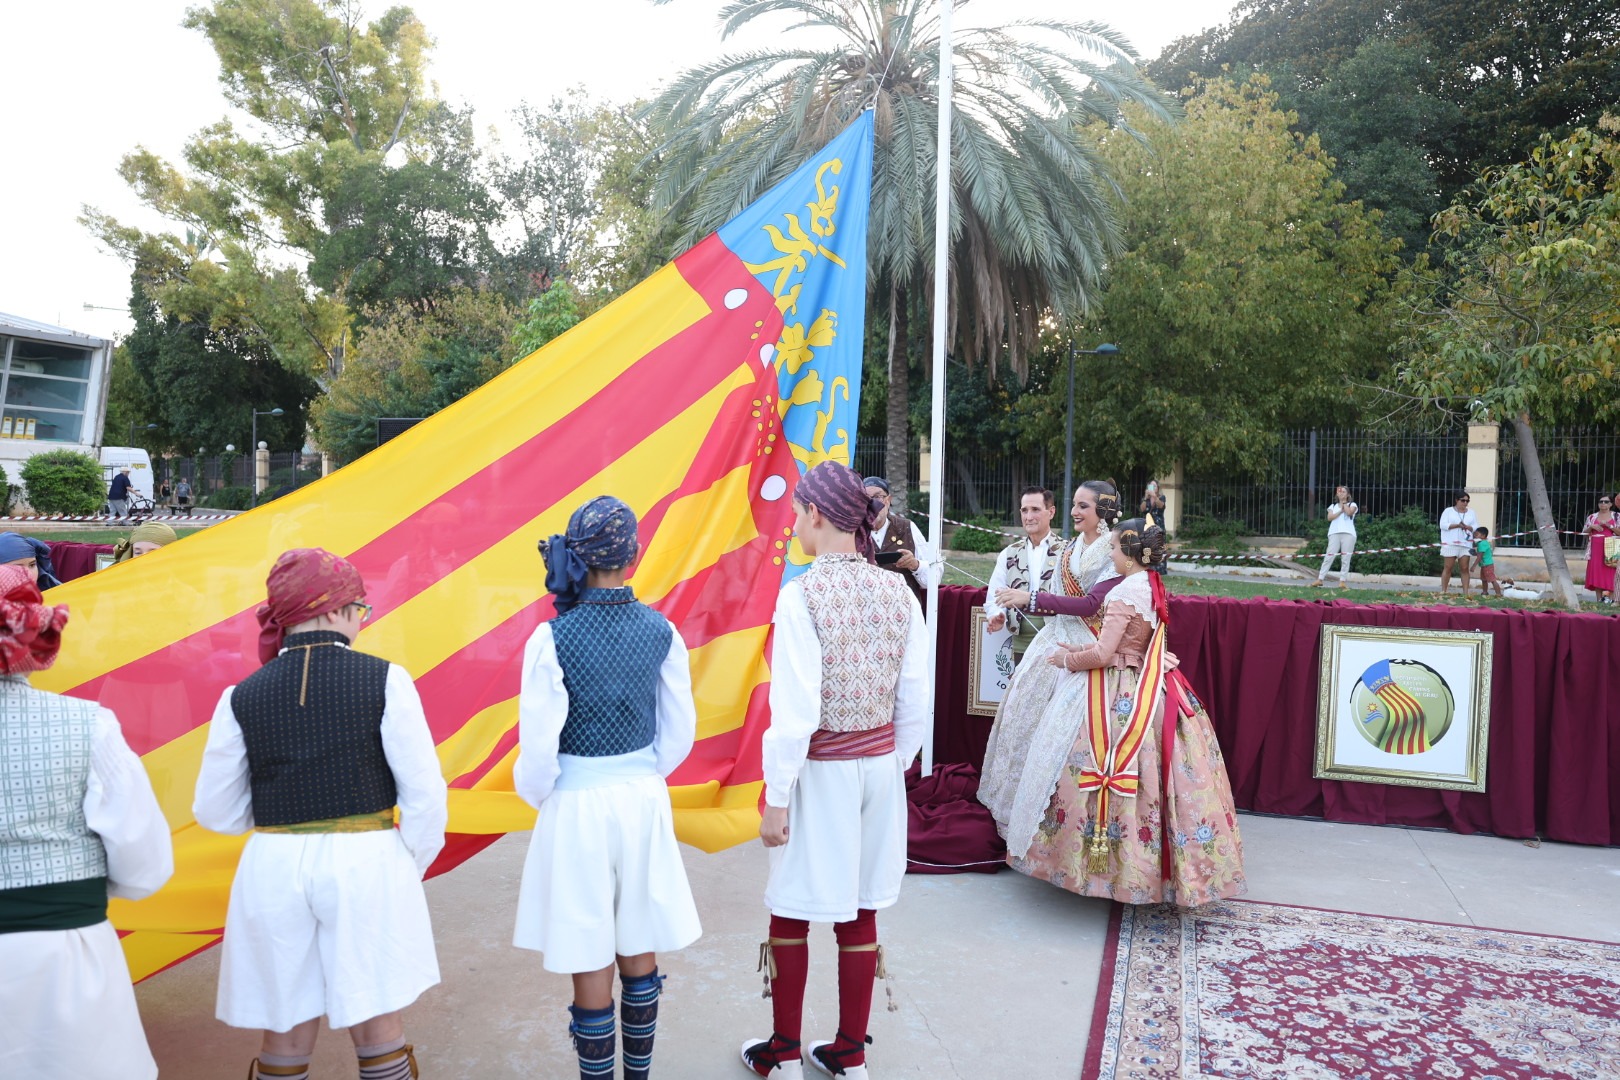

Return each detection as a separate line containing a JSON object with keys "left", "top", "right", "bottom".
{"left": 926, "top": 586, "right": 1620, "bottom": 847}
{"left": 905, "top": 761, "right": 1006, "bottom": 874}
{"left": 1168, "top": 595, "right": 1620, "bottom": 847}
{"left": 45, "top": 541, "right": 115, "bottom": 583}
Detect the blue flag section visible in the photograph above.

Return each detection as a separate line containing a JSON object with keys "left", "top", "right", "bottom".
{"left": 717, "top": 112, "right": 874, "bottom": 581}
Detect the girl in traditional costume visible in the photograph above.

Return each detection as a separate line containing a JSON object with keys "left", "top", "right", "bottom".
{"left": 1025, "top": 518, "right": 1245, "bottom": 905}
{"left": 978, "top": 480, "right": 1123, "bottom": 859}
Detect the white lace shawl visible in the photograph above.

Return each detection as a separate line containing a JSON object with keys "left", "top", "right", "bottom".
{"left": 1104, "top": 571, "right": 1160, "bottom": 630}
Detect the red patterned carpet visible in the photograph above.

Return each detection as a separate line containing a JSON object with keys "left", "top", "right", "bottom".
{"left": 1082, "top": 901, "right": 1620, "bottom": 1079}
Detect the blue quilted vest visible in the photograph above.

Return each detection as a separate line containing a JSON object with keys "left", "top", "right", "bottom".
{"left": 552, "top": 587, "right": 671, "bottom": 757}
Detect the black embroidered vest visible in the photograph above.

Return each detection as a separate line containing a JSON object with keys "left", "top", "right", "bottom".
{"left": 231, "top": 630, "right": 397, "bottom": 827}
{"left": 553, "top": 587, "right": 671, "bottom": 757}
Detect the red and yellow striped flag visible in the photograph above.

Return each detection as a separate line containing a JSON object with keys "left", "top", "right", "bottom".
{"left": 37, "top": 115, "right": 876, "bottom": 982}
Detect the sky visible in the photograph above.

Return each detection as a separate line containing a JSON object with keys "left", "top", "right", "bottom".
{"left": 0, "top": 0, "right": 1240, "bottom": 343}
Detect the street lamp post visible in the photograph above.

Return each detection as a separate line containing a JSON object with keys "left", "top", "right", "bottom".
{"left": 1062, "top": 342, "right": 1120, "bottom": 539}
{"left": 250, "top": 408, "right": 284, "bottom": 503}
{"left": 127, "top": 421, "right": 157, "bottom": 446}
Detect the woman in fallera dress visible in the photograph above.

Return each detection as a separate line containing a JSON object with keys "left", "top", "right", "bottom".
{"left": 978, "top": 480, "right": 1123, "bottom": 867}
{"left": 1020, "top": 518, "right": 1245, "bottom": 905}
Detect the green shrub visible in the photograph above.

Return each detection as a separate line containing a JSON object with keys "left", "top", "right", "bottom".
{"left": 20, "top": 450, "right": 105, "bottom": 515}
{"left": 202, "top": 485, "right": 254, "bottom": 511}
{"left": 1297, "top": 505, "right": 1442, "bottom": 576}
{"left": 0, "top": 463, "right": 11, "bottom": 514}
{"left": 948, "top": 516, "right": 1018, "bottom": 554}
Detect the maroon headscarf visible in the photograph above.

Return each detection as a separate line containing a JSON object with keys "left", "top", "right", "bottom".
{"left": 255, "top": 548, "right": 366, "bottom": 664}
{"left": 0, "top": 564, "right": 68, "bottom": 675}
{"left": 794, "top": 462, "right": 885, "bottom": 563}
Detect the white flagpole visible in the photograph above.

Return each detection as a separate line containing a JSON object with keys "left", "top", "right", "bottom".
{"left": 922, "top": 0, "right": 953, "bottom": 777}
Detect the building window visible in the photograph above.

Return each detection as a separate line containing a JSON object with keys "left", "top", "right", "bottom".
{"left": 2, "top": 339, "right": 94, "bottom": 443}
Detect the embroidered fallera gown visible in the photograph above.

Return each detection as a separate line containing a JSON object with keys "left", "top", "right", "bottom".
{"left": 1011, "top": 572, "right": 1246, "bottom": 906}
{"left": 978, "top": 530, "right": 1116, "bottom": 860}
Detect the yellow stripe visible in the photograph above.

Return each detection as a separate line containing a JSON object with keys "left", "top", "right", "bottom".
{"left": 39, "top": 262, "right": 711, "bottom": 691}
{"left": 690, "top": 626, "right": 770, "bottom": 740}
{"left": 637, "top": 464, "right": 763, "bottom": 604}
{"left": 119, "top": 931, "right": 222, "bottom": 984}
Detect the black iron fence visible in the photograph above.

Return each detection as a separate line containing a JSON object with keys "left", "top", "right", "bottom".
{"left": 1497, "top": 427, "right": 1620, "bottom": 551}
{"left": 153, "top": 452, "right": 323, "bottom": 509}
{"left": 858, "top": 425, "right": 1620, "bottom": 548}
{"left": 1181, "top": 429, "right": 1469, "bottom": 539}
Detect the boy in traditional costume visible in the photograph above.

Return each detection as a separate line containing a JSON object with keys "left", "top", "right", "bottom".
{"left": 194, "top": 548, "right": 447, "bottom": 1080}
{"left": 0, "top": 564, "right": 173, "bottom": 1080}
{"left": 742, "top": 462, "right": 929, "bottom": 1080}
{"left": 513, "top": 495, "right": 701, "bottom": 1080}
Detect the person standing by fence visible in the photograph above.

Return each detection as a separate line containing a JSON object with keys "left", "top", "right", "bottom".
{"left": 1439, "top": 493, "right": 1478, "bottom": 596}
{"left": 1583, "top": 494, "right": 1619, "bottom": 604}
{"left": 1312, "top": 486, "right": 1358, "bottom": 588}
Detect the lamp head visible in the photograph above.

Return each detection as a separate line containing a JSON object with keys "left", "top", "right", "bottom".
{"left": 270, "top": 407, "right": 285, "bottom": 417}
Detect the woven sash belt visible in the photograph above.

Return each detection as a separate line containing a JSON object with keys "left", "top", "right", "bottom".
{"left": 256, "top": 809, "right": 395, "bottom": 834}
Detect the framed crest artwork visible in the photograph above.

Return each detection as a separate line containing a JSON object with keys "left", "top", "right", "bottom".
{"left": 966, "top": 605, "right": 1018, "bottom": 717}
{"left": 1314, "top": 624, "right": 1494, "bottom": 792}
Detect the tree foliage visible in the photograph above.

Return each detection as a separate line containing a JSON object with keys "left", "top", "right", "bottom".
{"left": 1075, "top": 77, "right": 1402, "bottom": 476}
{"left": 83, "top": 0, "right": 493, "bottom": 384}
{"left": 1149, "top": 0, "right": 1620, "bottom": 192}
{"left": 119, "top": 276, "right": 322, "bottom": 454}
{"left": 1389, "top": 120, "right": 1620, "bottom": 608}
{"left": 312, "top": 286, "right": 541, "bottom": 464}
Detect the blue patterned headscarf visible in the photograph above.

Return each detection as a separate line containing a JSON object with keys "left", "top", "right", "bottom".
{"left": 540, "top": 496, "right": 640, "bottom": 614}
{"left": 0, "top": 533, "right": 62, "bottom": 590}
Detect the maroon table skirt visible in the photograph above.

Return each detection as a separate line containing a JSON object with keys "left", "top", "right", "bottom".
{"left": 45, "top": 540, "right": 116, "bottom": 583}
{"left": 930, "top": 585, "right": 1620, "bottom": 847}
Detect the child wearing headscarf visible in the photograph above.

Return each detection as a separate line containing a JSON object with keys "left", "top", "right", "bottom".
{"left": 0, "top": 531, "right": 63, "bottom": 588}
{"left": 512, "top": 495, "right": 701, "bottom": 1080}
{"left": 192, "top": 548, "right": 447, "bottom": 1080}
{"left": 742, "top": 463, "right": 929, "bottom": 1080}
{"left": 0, "top": 564, "right": 173, "bottom": 1080}
{"left": 111, "top": 521, "right": 177, "bottom": 563}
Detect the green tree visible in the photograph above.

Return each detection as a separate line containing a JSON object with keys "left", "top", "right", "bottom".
{"left": 1071, "top": 77, "right": 1401, "bottom": 477}
{"left": 1389, "top": 120, "right": 1620, "bottom": 610}
{"left": 1149, "top": 0, "right": 1620, "bottom": 192}
{"left": 121, "top": 276, "right": 322, "bottom": 454}
{"left": 645, "top": 0, "right": 1174, "bottom": 512}
{"left": 1288, "top": 39, "right": 1458, "bottom": 254}
{"left": 83, "top": 0, "right": 494, "bottom": 384}
{"left": 312, "top": 286, "right": 523, "bottom": 463}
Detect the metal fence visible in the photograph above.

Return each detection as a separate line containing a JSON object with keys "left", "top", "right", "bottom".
{"left": 153, "top": 452, "right": 323, "bottom": 507}
{"left": 859, "top": 425, "right": 1620, "bottom": 547}
{"left": 1181, "top": 429, "right": 1470, "bottom": 538}
{"left": 1498, "top": 427, "right": 1620, "bottom": 551}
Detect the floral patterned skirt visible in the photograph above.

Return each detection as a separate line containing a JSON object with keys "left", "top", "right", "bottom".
{"left": 1009, "top": 665, "right": 1247, "bottom": 907}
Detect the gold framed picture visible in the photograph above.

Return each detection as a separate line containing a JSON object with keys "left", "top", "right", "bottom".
{"left": 1314, "top": 624, "right": 1493, "bottom": 792}
{"left": 966, "top": 606, "right": 1017, "bottom": 717}
{"left": 94, "top": 552, "right": 116, "bottom": 572}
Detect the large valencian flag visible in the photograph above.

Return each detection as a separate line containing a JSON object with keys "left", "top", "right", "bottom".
{"left": 37, "top": 113, "right": 875, "bottom": 982}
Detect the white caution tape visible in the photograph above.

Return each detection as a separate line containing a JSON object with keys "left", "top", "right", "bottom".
{"left": 1, "top": 513, "right": 234, "bottom": 523}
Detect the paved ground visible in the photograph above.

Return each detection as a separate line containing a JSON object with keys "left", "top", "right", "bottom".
{"left": 135, "top": 813, "right": 1620, "bottom": 1078}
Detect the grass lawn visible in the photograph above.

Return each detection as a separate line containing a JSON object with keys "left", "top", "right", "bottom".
{"left": 15, "top": 527, "right": 211, "bottom": 545}
{"left": 938, "top": 552, "right": 1619, "bottom": 616}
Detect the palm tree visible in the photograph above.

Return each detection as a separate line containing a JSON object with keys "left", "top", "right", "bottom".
{"left": 646, "top": 0, "right": 1174, "bottom": 510}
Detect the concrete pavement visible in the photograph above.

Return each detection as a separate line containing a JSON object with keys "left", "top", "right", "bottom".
{"left": 134, "top": 814, "right": 1620, "bottom": 1077}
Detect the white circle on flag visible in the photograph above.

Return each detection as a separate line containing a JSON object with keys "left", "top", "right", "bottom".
{"left": 724, "top": 288, "right": 749, "bottom": 310}
{"left": 761, "top": 475, "right": 788, "bottom": 501}
{"left": 760, "top": 343, "right": 776, "bottom": 367}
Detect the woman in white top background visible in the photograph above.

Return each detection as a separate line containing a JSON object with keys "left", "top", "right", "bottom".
{"left": 1438, "top": 492, "right": 1479, "bottom": 596}
{"left": 1313, "top": 485, "right": 1358, "bottom": 588}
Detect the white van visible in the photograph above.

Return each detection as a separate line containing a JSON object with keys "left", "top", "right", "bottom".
{"left": 98, "top": 447, "right": 156, "bottom": 508}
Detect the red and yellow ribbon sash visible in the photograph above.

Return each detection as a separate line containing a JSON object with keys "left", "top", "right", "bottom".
{"left": 1072, "top": 623, "right": 1169, "bottom": 867}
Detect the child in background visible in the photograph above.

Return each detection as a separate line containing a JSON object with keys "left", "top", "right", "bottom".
{"left": 1473, "top": 527, "right": 1505, "bottom": 598}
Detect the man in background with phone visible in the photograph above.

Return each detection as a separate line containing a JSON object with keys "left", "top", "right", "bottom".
{"left": 862, "top": 477, "right": 935, "bottom": 608}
